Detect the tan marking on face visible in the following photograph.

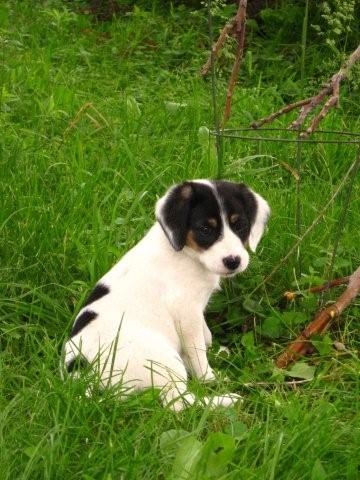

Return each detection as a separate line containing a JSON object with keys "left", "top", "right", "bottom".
{"left": 230, "top": 213, "right": 240, "bottom": 224}
{"left": 181, "top": 185, "right": 192, "bottom": 200}
{"left": 186, "top": 230, "right": 203, "bottom": 252}
{"left": 208, "top": 217, "right": 218, "bottom": 227}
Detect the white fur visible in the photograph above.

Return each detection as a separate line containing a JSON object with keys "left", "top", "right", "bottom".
{"left": 64, "top": 183, "right": 269, "bottom": 411}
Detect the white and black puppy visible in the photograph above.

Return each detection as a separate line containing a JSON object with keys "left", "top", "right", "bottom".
{"left": 63, "top": 180, "right": 270, "bottom": 411}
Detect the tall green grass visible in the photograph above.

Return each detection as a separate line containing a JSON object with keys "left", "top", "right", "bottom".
{"left": 1, "top": 1, "right": 359, "bottom": 478}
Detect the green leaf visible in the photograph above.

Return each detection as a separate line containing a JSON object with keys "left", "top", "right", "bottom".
{"left": 285, "top": 362, "right": 315, "bottom": 380}
{"left": 281, "top": 311, "right": 308, "bottom": 325}
{"left": 198, "top": 126, "right": 210, "bottom": 145}
{"left": 242, "top": 296, "right": 265, "bottom": 316}
{"left": 261, "top": 315, "right": 283, "bottom": 338}
{"left": 241, "top": 332, "right": 255, "bottom": 350}
{"left": 164, "top": 101, "right": 187, "bottom": 113}
{"left": 159, "top": 429, "right": 190, "bottom": 455}
{"left": 197, "top": 432, "right": 236, "bottom": 478}
{"left": 311, "top": 458, "right": 327, "bottom": 480}
{"left": 171, "top": 436, "right": 203, "bottom": 480}
{"left": 312, "top": 334, "right": 333, "bottom": 356}
{"left": 23, "top": 446, "right": 37, "bottom": 458}
{"left": 225, "top": 420, "right": 248, "bottom": 439}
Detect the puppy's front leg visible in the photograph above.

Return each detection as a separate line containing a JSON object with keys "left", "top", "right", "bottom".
{"left": 176, "top": 310, "right": 215, "bottom": 382}
{"left": 203, "top": 320, "right": 212, "bottom": 349}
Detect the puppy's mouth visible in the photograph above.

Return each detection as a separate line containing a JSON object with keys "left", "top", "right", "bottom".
{"left": 220, "top": 270, "right": 239, "bottom": 278}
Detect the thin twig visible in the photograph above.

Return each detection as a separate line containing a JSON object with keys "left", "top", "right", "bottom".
{"left": 251, "top": 98, "right": 312, "bottom": 129}
{"left": 251, "top": 44, "right": 360, "bottom": 136}
{"left": 249, "top": 157, "right": 360, "bottom": 296}
{"left": 222, "top": 0, "right": 247, "bottom": 128}
{"left": 276, "top": 265, "right": 360, "bottom": 369}
{"left": 283, "top": 276, "right": 351, "bottom": 301}
{"left": 242, "top": 379, "right": 312, "bottom": 388}
{"left": 201, "top": 15, "right": 237, "bottom": 76}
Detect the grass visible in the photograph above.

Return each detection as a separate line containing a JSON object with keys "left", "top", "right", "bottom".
{"left": 0, "top": 1, "right": 359, "bottom": 478}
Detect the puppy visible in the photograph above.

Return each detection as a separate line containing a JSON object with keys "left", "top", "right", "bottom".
{"left": 63, "top": 180, "right": 270, "bottom": 411}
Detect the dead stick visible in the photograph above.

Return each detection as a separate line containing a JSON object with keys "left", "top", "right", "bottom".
{"left": 251, "top": 98, "right": 312, "bottom": 129}
{"left": 283, "top": 275, "right": 351, "bottom": 300}
{"left": 249, "top": 158, "right": 358, "bottom": 297}
{"left": 222, "top": 0, "right": 247, "bottom": 128}
{"left": 251, "top": 44, "right": 360, "bottom": 135}
{"left": 201, "top": 15, "right": 237, "bottom": 76}
{"left": 276, "top": 266, "right": 360, "bottom": 369}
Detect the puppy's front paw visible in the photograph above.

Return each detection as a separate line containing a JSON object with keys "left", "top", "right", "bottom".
{"left": 202, "top": 368, "right": 216, "bottom": 383}
{"left": 205, "top": 393, "right": 243, "bottom": 409}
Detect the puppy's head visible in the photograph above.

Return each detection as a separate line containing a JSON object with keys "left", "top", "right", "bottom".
{"left": 156, "top": 180, "right": 270, "bottom": 276}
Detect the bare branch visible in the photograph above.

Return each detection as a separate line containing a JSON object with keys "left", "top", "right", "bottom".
{"left": 222, "top": 0, "right": 247, "bottom": 128}
{"left": 283, "top": 275, "right": 351, "bottom": 301}
{"left": 201, "top": 16, "right": 237, "bottom": 77}
{"left": 251, "top": 44, "right": 360, "bottom": 136}
{"left": 276, "top": 266, "right": 360, "bottom": 369}
{"left": 251, "top": 98, "right": 312, "bottom": 129}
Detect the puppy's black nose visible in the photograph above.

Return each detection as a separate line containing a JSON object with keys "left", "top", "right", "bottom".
{"left": 223, "top": 255, "right": 240, "bottom": 271}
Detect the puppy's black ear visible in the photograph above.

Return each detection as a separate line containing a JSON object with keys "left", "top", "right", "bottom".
{"left": 155, "top": 182, "right": 193, "bottom": 251}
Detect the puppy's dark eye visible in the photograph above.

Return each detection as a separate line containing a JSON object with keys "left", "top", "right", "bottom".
{"left": 198, "top": 225, "right": 212, "bottom": 236}
{"left": 233, "top": 220, "right": 243, "bottom": 230}
{"left": 232, "top": 218, "right": 248, "bottom": 234}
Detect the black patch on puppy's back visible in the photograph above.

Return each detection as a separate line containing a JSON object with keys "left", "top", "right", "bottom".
{"left": 71, "top": 310, "right": 97, "bottom": 338}
{"left": 66, "top": 356, "right": 89, "bottom": 373}
{"left": 84, "top": 283, "right": 109, "bottom": 307}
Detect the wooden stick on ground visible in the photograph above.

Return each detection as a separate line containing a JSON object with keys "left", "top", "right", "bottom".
{"left": 276, "top": 266, "right": 360, "bottom": 369}
{"left": 252, "top": 44, "right": 360, "bottom": 137}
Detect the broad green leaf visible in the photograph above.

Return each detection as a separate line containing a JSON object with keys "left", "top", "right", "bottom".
{"left": 225, "top": 420, "right": 248, "bottom": 439}
{"left": 198, "top": 126, "right": 210, "bottom": 145}
{"left": 171, "top": 436, "right": 203, "bottom": 480}
{"left": 241, "top": 332, "right": 255, "bottom": 350}
{"left": 261, "top": 315, "right": 283, "bottom": 338}
{"left": 285, "top": 362, "right": 315, "bottom": 380}
{"left": 197, "top": 432, "right": 236, "bottom": 478}
{"left": 164, "top": 101, "right": 187, "bottom": 113}
{"left": 159, "top": 429, "right": 190, "bottom": 455}
{"left": 312, "top": 334, "right": 333, "bottom": 356}
{"left": 281, "top": 311, "right": 308, "bottom": 325}
{"left": 311, "top": 458, "right": 327, "bottom": 480}
{"left": 23, "top": 446, "right": 37, "bottom": 458}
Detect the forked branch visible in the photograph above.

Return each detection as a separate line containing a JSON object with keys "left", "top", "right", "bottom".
{"left": 222, "top": 0, "right": 247, "bottom": 128}
{"left": 283, "top": 275, "right": 351, "bottom": 301}
{"left": 202, "top": 1, "right": 248, "bottom": 128}
{"left": 276, "top": 266, "right": 360, "bottom": 369}
{"left": 252, "top": 44, "right": 360, "bottom": 137}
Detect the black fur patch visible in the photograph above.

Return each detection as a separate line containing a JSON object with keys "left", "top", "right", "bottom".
{"left": 160, "top": 182, "right": 222, "bottom": 251}
{"left": 159, "top": 180, "right": 258, "bottom": 251}
{"left": 214, "top": 181, "right": 257, "bottom": 243}
{"left": 71, "top": 310, "right": 97, "bottom": 337}
{"left": 84, "top": 283, "right": 109, "bottom": 307}
{"left": 66, "top": 356, "right": 89, "bottom": 373}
